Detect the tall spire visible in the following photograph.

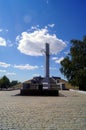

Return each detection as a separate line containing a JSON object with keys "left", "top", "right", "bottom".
{"left": 45, "top": 43, "right": 50, "bottom": 78}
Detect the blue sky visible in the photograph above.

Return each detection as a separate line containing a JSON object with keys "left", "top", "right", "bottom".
{"left": 0, "top": 0, "right": 86, "bottom": 82}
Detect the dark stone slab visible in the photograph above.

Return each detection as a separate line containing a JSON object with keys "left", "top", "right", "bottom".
{"left": 20, "top": 89, "right": 59, "bottom": 96}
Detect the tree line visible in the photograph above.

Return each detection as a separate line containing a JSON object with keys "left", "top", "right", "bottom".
{"left": 0, "top": 75, "right": 20, "bottom": 90}
{"left": 60, "top": 36, "right": 86, "bottom": 91}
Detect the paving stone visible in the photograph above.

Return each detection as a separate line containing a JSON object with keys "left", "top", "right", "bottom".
{"left": 0, "top": 90, "right": 86, "bottom": 130}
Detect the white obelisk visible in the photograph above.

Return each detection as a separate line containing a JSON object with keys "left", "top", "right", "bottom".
{"left": 43, "top": 43, "right": 50, "bottom": 89}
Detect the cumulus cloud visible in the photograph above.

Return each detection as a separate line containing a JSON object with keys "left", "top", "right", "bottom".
{"left": 0, "top": 37, "right": 6, "bottom": 46}
{"left": 0, "top": 62, "right": 10, "bottom": 68}
{"left": 55, "top": 57, "right": 64, "bottom": 64}
{"left": 14, "top": 64, "right": 38, "bottom": 70}
{"left": 16, "top": 25, "right": 66, "bottom": 56}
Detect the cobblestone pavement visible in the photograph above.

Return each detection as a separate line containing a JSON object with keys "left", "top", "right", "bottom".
{"left": 0, "top": 90, "right": 86, "bottom": 130}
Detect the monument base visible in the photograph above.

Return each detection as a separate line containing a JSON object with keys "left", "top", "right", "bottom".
{"left": 42, "top": 77, "right": 50, "bottom": 89}
{"left": 20, "top": 77, "right": 59, "bottom": 96}
{"left": 20, "top": 89, "right": 59, "bottom": 96}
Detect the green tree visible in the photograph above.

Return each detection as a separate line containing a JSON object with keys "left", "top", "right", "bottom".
{"left": 10, "top": 80, "right": 18, "bottom": 87}
{"left": 60, "top": 36, "right": 86, "bottom": 91}
{"left": 0, "top": 76, "right": 10, "bottom": 89}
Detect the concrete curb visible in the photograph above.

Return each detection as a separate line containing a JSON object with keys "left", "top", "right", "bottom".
{"left": 70, "top": 89, "right": 86, "bottom": 94}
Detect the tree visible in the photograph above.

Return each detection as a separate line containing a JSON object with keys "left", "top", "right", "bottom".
{"left": 60, "top": 36, "right": 86, "bottom": 91}
{"left": 10, "top": 80, "right": 18, "bottom": 87}
{"left": 0, "top": 76, "right": 10, "bottom": 89}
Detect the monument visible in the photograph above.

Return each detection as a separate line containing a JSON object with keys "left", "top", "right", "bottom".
{"left": 20, "top": 43, "right": 59, "bottom": 96}
{"left": 42, "top": 43, "right": 50, "bottom": 89}
{"left": 45, "top": 43, "right": 50, "bottom": 78}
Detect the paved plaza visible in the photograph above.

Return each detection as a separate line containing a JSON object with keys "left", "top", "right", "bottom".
{"left": 0, "top": 90, "right": 86, "bottom": 130}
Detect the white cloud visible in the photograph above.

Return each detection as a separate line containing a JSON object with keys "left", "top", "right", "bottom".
{"left": 31, "top": 25, "right": 40, "bottom": 30}
{"left": 14, "top": 64, "right": 38, "bottom": 70}
{"left": 16, "top": 35, "right": 20, "bottom": 41}
{"left": 0, "top": 62, "right": 10, "bottom": 68}
{"left": 6, "top": 72, "right": 16, "bottom": 76}
{"left": 0, "top": 70, "right": 6, "bottom": 72}
{"left": 52, "top": 56, "right": 64, "bottom": 64}
{"left": 52, "top": 57, "right": 58, "bottom": 60}
{"left": 55, "top": 57, "right": 64, "bottom": 64}
{"left": 48, "top": 24, "right": 55, "bottom": 28}
{"left": 0, "top": 37, "right": 6, "bottom": 46}
{"left": 16, "top": 25, "right": 66, "bottom": 56}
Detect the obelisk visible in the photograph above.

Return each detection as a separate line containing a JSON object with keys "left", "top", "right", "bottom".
{"left": 45, "top": 43, "right": 50, "bottom": 79}
{"left": 42, "top": 43, "right": 50, "bottom": 89}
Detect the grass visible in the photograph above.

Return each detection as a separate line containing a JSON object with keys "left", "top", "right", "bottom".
{"left": 59, "top": 79, "right": 78, "bottom": 90}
